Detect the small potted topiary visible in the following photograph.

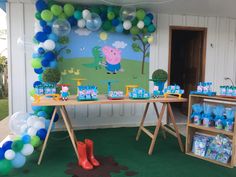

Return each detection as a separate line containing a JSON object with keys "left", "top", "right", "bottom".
{"left": 149, "top": 69, "right": 168, "bottom": 93}
{"left": 42, "top": 68, "right": 61, "bottom": 94}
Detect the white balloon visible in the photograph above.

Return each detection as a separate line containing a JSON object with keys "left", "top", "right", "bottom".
{"left": 33, "top": 120, "right": 45, "bottom": 130}
{"left": 123, "top": 20, "right": 132, "bottom": 30}
{"left": 27, "top": 116, "right": 38, "bottom": 127}
{"left": 77, "top": 19, "right": 86, "bottom": 28}
{"left": 34, "top": 21, "right": 42, "bottom": 33}
{"left": 21, "top": 144, "right": 34, "bottom": 156}
{"left": 137, "top": 20, "right": 145, "bottom": 29}
{"left": 82, "top": 9, "right": 91, "bottom": 20}
{"left": 43, "top": 39, "right": 56, "bottom": 51}
{"left": 4, "top": 150, "right": 16, "bottom": 160}
{"left": 9, "top": 112, "right": 30, "bottom": 135}
{"left": 38, "top": 117, "right": 46, "bottom": 123}
{"left": 27, "top": 127, "right": 37, "bottom": 136}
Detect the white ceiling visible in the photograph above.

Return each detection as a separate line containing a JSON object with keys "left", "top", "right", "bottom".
{"left": 14, "top": 0, "right": 236, "bottom": 18}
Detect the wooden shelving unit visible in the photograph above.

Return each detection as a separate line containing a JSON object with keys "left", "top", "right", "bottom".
{"left": 186, "top": 94, "right": 236, "bottom": 168}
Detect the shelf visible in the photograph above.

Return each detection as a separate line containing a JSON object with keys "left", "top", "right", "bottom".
{"left": 190, "top": 94, "right": 236, "bottom": 102}
{"left": 186, "top": 152, "right": 232, "bottom": 168}
{"left": 188, "top": 123, "right": 234, "bottom": 137}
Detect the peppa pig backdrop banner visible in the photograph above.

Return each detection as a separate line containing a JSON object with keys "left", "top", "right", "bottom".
{"left": 58, "top": 29, "right": 150, "bottom": 94}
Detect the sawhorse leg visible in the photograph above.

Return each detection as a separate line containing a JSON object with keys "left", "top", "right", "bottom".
{"left": 38, "top": 106, "right": 79, "bottom": 165}
{"left": 38, "top": 107, "right": 57, "bottom": 165}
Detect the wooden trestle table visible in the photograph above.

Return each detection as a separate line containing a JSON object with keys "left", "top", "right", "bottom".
{"left": 32, "top": 95, "right": 187, "bottom": 165}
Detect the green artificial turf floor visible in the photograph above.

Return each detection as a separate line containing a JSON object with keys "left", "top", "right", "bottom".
{"left": 7, "top": 127, "right": 236, "bottom": 177}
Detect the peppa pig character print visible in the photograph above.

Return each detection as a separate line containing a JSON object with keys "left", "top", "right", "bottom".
{"left": 60, "top": 86, "right": 70, "bottom": 101}
{"left": 102, "top": 46, "right": 124, "bottom": 74}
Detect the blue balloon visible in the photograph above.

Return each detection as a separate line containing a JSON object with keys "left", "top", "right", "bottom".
{"left": 49, "top": 60, "right": 58, "bottom": 68}
{"left": 44, "top": 51, "right": 56, "bottom": 61}
{"left": 39, "top": 20, "right": 47, "bottom": 27}
{"left": 48, "top": 33, "right": 58, "bottom": 42}
{"left": 32, "top": 106, "right": 42, "bottom": 112}
{"left": 2, "top": 141, "right": 13, "bottom": 152}
{"left": 41, "top": 59, "right": 50, "bottom": 67}
{"left": 100, "top": 12, "right": 107, "bottom": 21}
{"left": 34, "top": 68, "right": 43, "bottom": 74}
{"left": 12, "top": 153, "right": 26, "bottom": 168}
{"left": 21, "top": 135, "right": 31, "bottom": 144}
{"left": 37, "top": 111, "right": 48, "bottom": 118}
{"left": 115, "top": 24, "right": 123, "bottom": 33}
{"left": 35, "top": 0, "right": 48, "bottom": 12}
{"left": 112, "top": 18, "right": 120, "bottom": 26}
{"left": 53, "top": 113, "right": 59, "bottom": 122}
{"left": 43, "top": 25, "right": 52, "bottom": 34}
{"left": 36, "top": 128, "right": 47, "bottom": 140}
{"left": 147, "top": 13, "right": 154, "bottom": 20}
{"left": 0, "top": 148, "right": 4, "bottom": 160}
{"left": 68, "top": 16, "right": 77, "bottom": 27}
{"left": 38, "top": 47, "right": 45, "bottom": 55}
{"left": 35, "top": 32, "right": 48, "bottom": 42}
{"left": 33, "top": 81, "right": 42, "bottom": 88}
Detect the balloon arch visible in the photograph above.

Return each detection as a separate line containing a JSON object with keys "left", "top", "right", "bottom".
{"left": 0, "top": 0, "right": 157, "bottom": 175}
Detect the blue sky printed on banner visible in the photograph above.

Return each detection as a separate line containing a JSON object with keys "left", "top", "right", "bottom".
{"left": 62, "top": 28, "right": 150, "bottom": 62}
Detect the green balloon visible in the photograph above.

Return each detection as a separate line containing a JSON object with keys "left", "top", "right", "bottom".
{"left": 130, "top": 26, "right": 140, "bottom": 35}
{"left": 107, "top": 11, "right": 115, "bottom": 20}
{"left": 102, "top": 21, "right": 113, "bottom": 31}
{"left": 113, "top": 6, "right": 120, "bottom": 16}
{"left": 136, "top": 9, "right": 146, "bottom": 20}
{"left": 148, "top": 24, "right": 156, "bottom": 33}
{"left": 89, "top": 6, "right": 100, "bottom": 14}
{"left": 142, "top": 27, "right": 148, "bottom": 34}
{"left": 64, "top": 4, "right": 75, "bottom": 17}
{"left": 74, "top": 10, "right": 82, "bottom": 20}
{"left": 32, "top": 59, "right": 42, "bottom": 69}
{"left": 35, "top": 12, "right": 41, "bottom": 20}
{"left": 11, "top": 140, "right": 24, "bottom": 152}
{"left": 29, "top": 89, "right": 35, "bottom": 97}
{"left": 131, "top": 18, "right": 138, "bottom": 26}
{"left": 51, "top": 4, "right": 62, "bottom": 16}
{"left": 41, "top": 10, "right": 53, "bottom": 22}
{"left": 144, "top": 16, "right": 151, "bottom": 26}
{"left": 42, "top": 106, "right": 54, "bottom": 115}
{"left": 58, "top": 13, "right": 67, "bottom": 19}
{"left": 0, "top": 160, "right": 12, "bottom": 175}
{"left": 31, "top": 136, "right": 41, "bottom": 148}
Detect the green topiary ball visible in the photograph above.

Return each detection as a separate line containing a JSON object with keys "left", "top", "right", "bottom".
{"left": 42, "top": 68, "right": 61, "bottom": 83}
{"left": 151, "top": 69, "right": 168, "bottom": 82}
{"left": 107, "top": 11, "right": 115, "bottom": 20}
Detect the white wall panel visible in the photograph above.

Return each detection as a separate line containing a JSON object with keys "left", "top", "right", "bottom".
{"left": 8, "top": 1, "right": 236, "bottom": 129}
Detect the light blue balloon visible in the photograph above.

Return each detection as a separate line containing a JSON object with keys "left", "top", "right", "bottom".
{"left": 11, "top": 153, "right": 26, "bottom": 168}
{"left": 21, "top": 135, "right": 31, "bottom": 144}
{"left": 32, "top": 106, "right": 42, "bottom": 112}
{"left": 37, "top": 111, "right": 48, "bottom": 118}
{"left": 48, "top": 33, "right": 58, "bottom": 42}
{"left": 32, "top": 53, "right": 40, "bottom": 58}
{"left": 45, "top": 120, "right": 55, "bottom": 131}
{"left": 115, "top": 24, "right": 123, "bottom": 33}
{"left": 49, "top": 60, "right": 58, "bottom": 68}
{"left": 38, "top": 74, "right": 43, "bottom": 82}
